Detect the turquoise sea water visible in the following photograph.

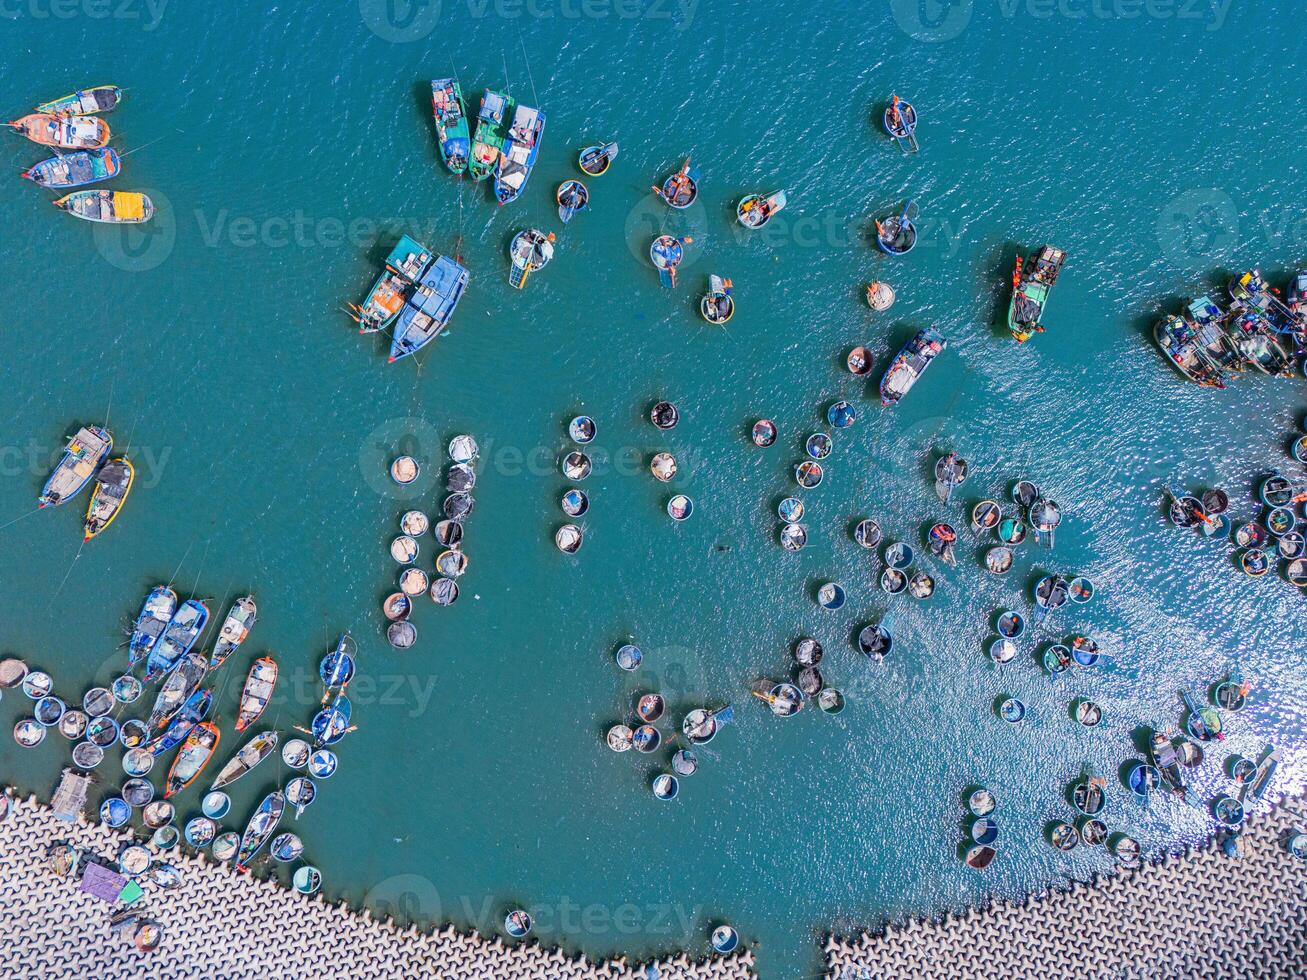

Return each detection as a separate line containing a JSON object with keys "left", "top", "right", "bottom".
{"left": 1, "top": 3, "right": 1305, "bottom": 977}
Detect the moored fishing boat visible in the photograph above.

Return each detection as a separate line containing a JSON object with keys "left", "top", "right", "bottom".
{"left": 1183, "top": 295, "right": 1244, "bottom": 372}
{"left": 1008, "top": 246, "right": 1065, "bottom": 342}
{"left": 556, "top": 179, "right": 588, "bottom": 223}
{"left": 129, "top": 586, "right": 177, "bottom": 666}
{"left": 54, "top": 190, "right": 153, "bottom": 223}
{"left": 429, "top": 79, "right": 470, "bottom": 175}
{"left": 146, "top": 652, "right": 208, "bottom": 731}
{"left": 469, "top": 90, "right": 513, "bottom": 181}
{"left": 82, "top": 458, "right": 133, "bottom": 540}
{"left": 1223, "top": 305, "right": 1294, "bottom": 376}
{"left": 146, "top": 688, "right": 212, "bottom": 756}
{"left": 494, "top": 102, "right": 545, "bottom": 204}
{"left": 22, "top": 148, "right": 121, "bottom": 188}
{"left": 40, "top": 425, "right": 112, "bottom": 508}
{"left": 1241, "top": 745, "right": 1279, "bottom": 802}
{"left": 875, "top": 201, "right": 918, "bottom": 255}
{"left": 654, "top": 157, "right": 698, "bottom": 209}
{"left": 1214, "top": 667, "right": 1248, "bottom": 712}
{"left": 389, "top": 254, "right": 470, "bottom": 362}
{"left": 927, "top": 523, "right": 958, "bottom": 565}
{"left": 965, "top": 844, "right": 996, "bottom": 870}
{"left": 578, "top": 141, "right": 618, "bottom": 176}
{"left": 211, "top": 730, "right": 279, "bottom": 790}
{"left": 879, "top": 327, "right": 946, "bottom": 406}
{"left": 700, "top": 275, "right": 734, "bottom": 323}
{"left": 1149, "top": 731, "right": 1186, "bottom": 799}
{"left": 235, "top": 790, "right": 285, "bottom": 870}
{"left": 320, "top": 634, "right": 356, "bottom": 695}
{"left": 736, "top": 190, "right": 786, "bottom": 229}
{"left": 1181, "top": 689, "right": 1223, "bottom": 742}
{"left": 508, "top": 229, "right": 554, "bottom": 289}
{"left": 164, "top": 722, "right": 219, "bottom": 798}
{"left": 235, "top": 656, "right": 277, "bottom": 732}
{"left": 650, "top": 235, "right": 691, "bottom": 288}
{"left": 309, "top": 692, "right": 352, "bottom": 746}
{"left": 348, "top": 236, "right": 433, "bottom": 334}
{"left": 1154, "top": 315, "right": 1227, "bottom": 388}
{"left": 934, "top": 452, "right": 968, "bottom": 502}
{"left": 9, "top": 113, "right": 110, "bottom": 148}
{"left": 209, "top": 596, "right": 256, "bottom": 669}
{"left": 883, "top": 95, "right": 919, "bottom": 153}
{"left": 1230, "top": 269, "right": 1307, "bottom": 345}
{"left": 144, "top": 599, "right": 209, "bottom": 682}
{"left": 35, "top": 86, "right": 122, "bottom": 115}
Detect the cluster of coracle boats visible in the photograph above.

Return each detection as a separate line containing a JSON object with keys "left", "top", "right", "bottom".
{"left": 9, "top": 85, "right": 154, "bottom": 224}
{"left": 38, "top": 424, "right": 133, "bottom": 541}
{"left": 1155, "top": 269, "right": 1307, "bottom": 387}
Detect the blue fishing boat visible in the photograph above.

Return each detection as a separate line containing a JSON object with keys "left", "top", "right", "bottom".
{"left": 235, "top": 790, "right": 285, "bottom": 871}
{"left": 578, "top": 141, "right": 618, "bottom": 176}
{"left": 144, "top": 599, "right": 209, "bottom": 682}
{"left": 128, "top": 586, "right": 177, "bottom": 667}
{"left": 876, "top": 201, "right": 918, "bottom": 255}
{"left": 650, "top": 235, "right": 691, "bottom": 289}
{"left": 508, "top": 229, "right": 555, "bottom": 289}
{"left": 310, "top": 693, "right": 352, "bottom": 746}
{"left": 319, "top": 635, "right": 356, "bottom": 693}
{"left": 882, "top": 95, "right": 919, "bottom": 153}
{"left": 556, "top": 180, "right": 588, "bottom": 223}
{"left": 145, "top": 652, "right": 208, "bottom": 731}
{"left": 1180, "top": 689, "right": 1224, "bottom": 742}
{"left": 1240, "top": 746, "right": 1279, "bottom": 803}
{"left": 389, "top": 255, "right": 470, "bottom": 362}
{"left": 654, "top": 157, "right": 699, "bottom": 209}
{"left": 39, "top": 425, "right": 112, "bottom": 507}
{"left": 22, "top": 147, "right": 120, "bottom": 188}
{"left": 494, "top": 103, "right": 545, "bottom": 205}
{"left": 146, "top": 688, "right": 213, "bottom": 756}
{"left": 879, "top": 327, "right": 946, "bottom": 406}
{"left": 348, "top": 235, "right": 434, "bottom": 334}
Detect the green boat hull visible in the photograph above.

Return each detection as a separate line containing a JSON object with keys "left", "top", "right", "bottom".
{"left": 470, "top": 89, "right": 514, "bottom": 182}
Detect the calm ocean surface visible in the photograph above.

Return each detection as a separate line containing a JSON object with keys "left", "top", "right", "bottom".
{"left": 1, "top": 2, "right": 1303, "bottom": 977}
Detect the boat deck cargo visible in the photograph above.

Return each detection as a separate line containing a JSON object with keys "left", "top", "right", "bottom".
{"left": 389, "top": 255, "right": 470, "bottom": 361}
{"left": 39, "top": 425, "right": 112, "bottom": 507}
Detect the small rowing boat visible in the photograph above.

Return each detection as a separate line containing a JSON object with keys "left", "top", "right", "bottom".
{"left": 470, "top": 90, "right": 514, "bottom": 181}
{"left": 927, "top": 523, "right": 958, "bottom": 565}
{"left": 209, "top": 596, "right": 256, "bottom": 669}
{"left": 883, "top": 95, "right": 918, "bottom": 153}
{"left": 494, "top": 102, "right": 545, "bottom": 205}
{"left": 82, "top": 458, "right": 134, "bottom": 540}
{"left": 972, "top": 500, "right": 1001, "bottom": 533}
{"left": 1240, "top": 745, "right": 1279, "bottom": 803}
{"left": 1072, "top": 773, "right": 1106, "bottom": 815}
{"left": 880, "top": 327, "right": 946, "bottom": 406}
{"left": 508, "top": 229, "right": 554, "bottom": 289}
{"left": 235, "top": 790, "right": 285, "bottom": 870}
{"left": 129, "top": 586, "right": 177, "bottom": 667}
{"left": 876, "top": 201, "right": 918, "bottom": 255}
{"left": 164, "top": 722, "right": 219, "bottom": 798}
{"left": 35, "top": 86, "right": 122, "bottom": 115}
{"left": 965, "top": 845, "right": 996, "bottom": 870}
{"left": 1214, "top": 667, "right": 1248, "bottom": 712}
{"left": 1224, "top": 306, "right": 1294, "bottom": 376}
{"left": 651, "top": 235, "right": 691, "bottom": 288}
{"left": 578, "top": 141, "right": 618, "bottom": 175}
{"left": 934, "top": 452, "right": 968, "bottom": 502}
{"left": 1149, "top": 731, "right": 1186, "bottom": 798}
{"left": 145, "top": 599, "right": 209, "bottom": 682}
{"left": 429, "top": 79, "right": 470, "bottom": 175}
{"left": 1008, "top": 246, "right": 1065, "bottom": 342}
{"left": 310, "top": 692, "right": 352, "bottom": 746}
{"left": 22, "top": 148, "right": 120, "bottom": 188}
{"left": 320, "top": 635, "right": 356, "bottom": 695}
{"left": 700, "top": 275, "right": 734, "bottom": 323}
{"left": 1154, "top": 316, "right": 1227, "bottom": 388}
{"left": 556, "top": 179, "right": 588, "bottom": 223}
{"left": 348, "top": 236, "right": 433, "bottom": 334}
{"left": 737, "top": 190, "right": 786, "bottom": 229}
{"left": 857, "top": 622, "right": 893, "bottom": 660}
{"left": 146, "top": 652, "right": 208, "bottom": 731}
{"left": 10, "top": 113, "right": 109, "bottom": 148}
{"left": 654, "top": 157, "right": 699, "bottom": 209}
{"left": 40, "top": 425, "right": 111, "bottom": 507}
{"left": 389, "top": 254, "right": 470, "bottom": 362}
{"left": 210, "top": 731, "right": 279, "bottom": 790}
{"left": 1181, "top": 689, "right": 1223, "bottom": 742}
{"left": 235, "top": 656, "right": 277, "bottom": 732}
{"left": 54, "top": 190, "right": 153, "bottom": 223}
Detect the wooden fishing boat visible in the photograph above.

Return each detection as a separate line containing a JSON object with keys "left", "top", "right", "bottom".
{"left": 235, "top": 790, "right": 285, "bottom": 870}
{"left": 927, "top": 523, "right": 958, "bottom": 564}
{"left": 54, "top": 190, "right": 153, "bottom": 223}
{"left": 883, "top": 95, "right": 919, "bottom": 152}
{"left": 209, "top": 596, "right": 256, "bottom": 669}
{"left": 857, "top": 622, "right": 893, "bottom": 659}
{"left": 1240, "top": 745, "right": 1279, "bottom": 803}
{"left": 1183, "top": 295, "right": 1244, "bottom": 372}
{"left": 469, "top": 90, "right": 514, "bottom": 181}
{"left": 35, "top": 86, "right": 122, "bottom": 115}
{"left": 654, "top": 157, "right": 698, "bottom": 209}
{"left": 1072, "top": 774, "right": 1106, "bottom": 815}
{"left": 876, "top": 202, "right": 918, "bottom": 255}
{"left": 211, "top": 731, "right": 279, "bottom": 790}
{"left": 736, "top": 190, "right": 786, "bottom": 229}
{"left": 146, "top": 652, "right": 208, "bottom": 731}
{"left": 1034, "top": 575, "right": 1070, "bottom": 614}
{"left": 934, "top": 452, "right": 968, "bottom": 502}
{"left": 129, "top": 586, "right": 177, "bottom": 666}
{"left": 144, "top": 599, "right": 209, "bottom": 682}
{"left": 972, "top": 500, "right": 1001, "bottom": 533}
{"left": 348, "top": 235, "right": 433, "bottom": 334}
{"left": 1050, "top": 822, "right": 1079, "bottom": 851}
{"left": 1043, "top": 644, "right": 1072, "bottom": 675}
{"left": 964, "top": 844, "right": 996, "bottom": 870}
{"left": 494, "top": 102, "right": 545, "bottom": 205}
{"left": 700, "top": 275, "right": 734, "bottom": 323}
{"left": 22, "top": 148, "right": 120, "bottom": 189}
{"left": 1008, "top": 246, "right": 1065, "bottom": 342}
{"left": 880, "top": 327, "right": 946, "bottom": 406}
{"left": 82, "top": 458, "right": 133, "bottom": 540}
{"left": 578, "top": 141, "right": 618, "bottom": 176}
{"left": 508, "top": 229, "right": 554, "bottom": 290}
{"left": 309, "top": 693, "right": 352, "bottom": 746}
{"left": 429, "top": 79, "right": 470, "bottom": 175}
{"left": 9, "top": 113, "right": 109, "bottom": 148}
{"left": 650, "top": 235, "right": 690, "bottom": 288}
{"left": 320, "top": 635, "right": 356, "bottom": 694}
{"left": 1240, "top": 548, "right": 1269, "bottom": 576}
{"left": 556, "top": 179, "right": 588, "bottom": 223}
{"left": 1224, "top": 306, "right": 1294, "bottom": 376}
{"left": 164, "top": 722, "right": 220, "bottom": 798}
{"left": 235, "top": 656, "right": 277, "bottom": 732}
{"left": 1149, "top": 731, "right": 1186, "bottom": 798}
{"left": 147, "top": 689, "right": 212, "bottom": 756}
{"left": 39, "top": 425, "right": 111, "bottom": 507}
{"left": 1214, "top": 668, "right": 1248, "bottom": 712}
{"left": 1230, "top": 269, "right": 1307, "bottom": 346}
{"left": 1154, "top": 316, "right": 1227, "bottom": 388}
{"left": 1181, "top": 689, "right": 1223, "bottom": 742}
{"left": 389, "top": 254, "right": 470, "bottom": 361}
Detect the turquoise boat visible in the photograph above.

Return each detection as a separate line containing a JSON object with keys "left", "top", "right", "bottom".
{"left": 348, "top": 235, "right": 434, "bottom": 334}
{"left": 23, "top": 148, "right": 121, "bottom": 188}
{"left": 39, "top": 425, "right": 112, "bottom": 507}
{"left": 470, "top": 90, "right": 514, "bottom": 182}
{"left": 1008, "top": 245, "right": 1065, "bottom": 343}
{"left": 389, "top": 255, "right": 469, "bottom": 362}
{"left": 35, "top": 85, "right": 122, "bottom": 115}
{"left": 494, "top": 103, "right": 545, "bottom": 204}
{"left": 430, "top": 79, "right": 470, "bottom": 175}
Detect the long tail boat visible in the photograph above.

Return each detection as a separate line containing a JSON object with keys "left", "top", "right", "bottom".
{"left": 430, "top": 79, "right": 470, "bottom": 175}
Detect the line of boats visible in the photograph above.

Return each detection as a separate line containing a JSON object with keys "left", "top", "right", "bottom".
{"left": 347, "top": 235, "right": 469, "bottom": 362}
{"left": 1155, "top": 270, "right": 1307, "bottom": 387}
{"left": 38, "top": 425, "right": 134, "bottom": 541}
{"left": 429, "top": 79, "right": 544, "bottom": 205}
{"left": 10, "top": 85, "right": 155, "bottom": 223}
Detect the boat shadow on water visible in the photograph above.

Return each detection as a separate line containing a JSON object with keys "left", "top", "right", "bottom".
{"left": 1128, "top": 724, "right": 1156, "bottom": 756}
